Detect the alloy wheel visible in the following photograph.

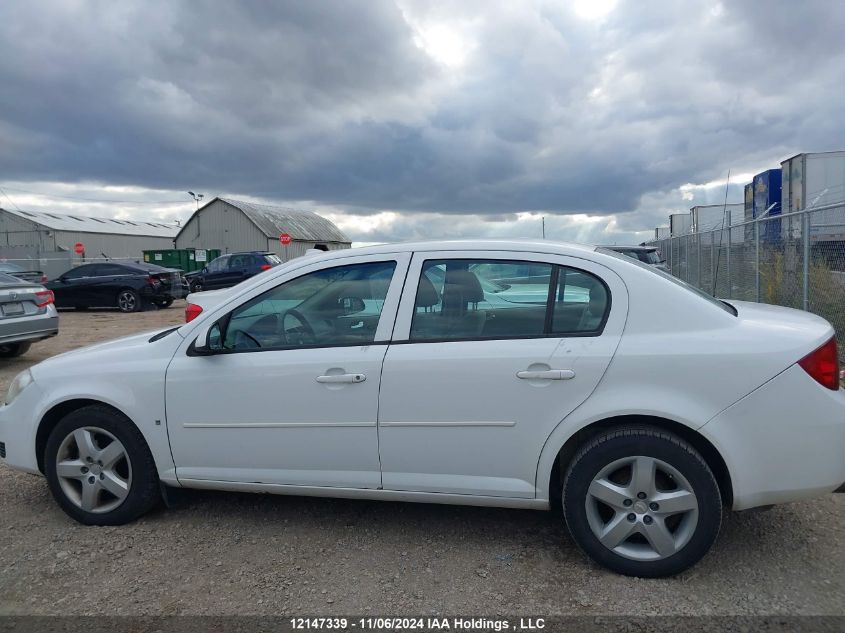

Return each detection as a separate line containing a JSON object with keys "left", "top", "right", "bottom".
{"left": 585, "top": 455, "right": 698, "bottom": 561}
{"left": 118, "top": 291, "right": 136, "bottom": 312}
{"left": 55, "top": 427, "right": 132, "bottom": 513}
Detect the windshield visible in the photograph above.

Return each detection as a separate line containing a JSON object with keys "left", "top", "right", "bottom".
{"left": 597, "top": 247, "right": 736, "bottom": 315}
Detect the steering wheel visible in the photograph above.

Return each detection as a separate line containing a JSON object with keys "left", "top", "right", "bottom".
{"left": 282, "top": 308, "right": 317, "bottom": 346}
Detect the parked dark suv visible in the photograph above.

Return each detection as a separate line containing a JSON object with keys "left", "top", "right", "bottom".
{"left": 46, "top": 262, "right": 185, "bottom": 312}
{"left": 188, "top": 251, "right": 282, "bottom": 292}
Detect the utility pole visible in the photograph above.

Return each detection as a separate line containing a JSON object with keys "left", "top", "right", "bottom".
{"left": 542, "top": 216, "right": 546, "bottom": 239}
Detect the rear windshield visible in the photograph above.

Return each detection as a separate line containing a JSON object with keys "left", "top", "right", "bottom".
{"left": 597, "top": 248, "right": 736, "bottom": 315}
{"left": 0, "top": 272, "right": 24, "bottom": 284}
{"left": 263, "top": 254, "right": 282, "bottom": 265}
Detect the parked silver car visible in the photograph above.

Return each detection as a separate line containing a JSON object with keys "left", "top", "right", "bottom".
{"left": 0, "top": 272, "right": 59, "bottom": 357}
{"left": 0, "top": 262, "right": 48, "bottom": 285}
{"left": 601, "top": 245, "right": 669, "bottom": 272}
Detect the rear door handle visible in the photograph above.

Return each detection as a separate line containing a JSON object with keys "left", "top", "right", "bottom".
{"left": 316, "top": 373, "right": 366, "bottom": 384}
{"left": 516, "top": 369, "right": 575, "bottom": 380}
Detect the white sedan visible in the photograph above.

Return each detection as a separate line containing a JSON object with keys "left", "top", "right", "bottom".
{"left": 2, "top": 240, "right": 844, "bottom": 577}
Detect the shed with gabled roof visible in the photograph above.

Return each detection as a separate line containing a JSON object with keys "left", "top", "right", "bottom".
{"left": 174, "top": 197, "right": 351, "bottom": 261}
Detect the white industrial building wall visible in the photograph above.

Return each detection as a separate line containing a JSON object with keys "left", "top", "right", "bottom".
{"left": 175, "top": 199, "right": 268, "bottom": 253}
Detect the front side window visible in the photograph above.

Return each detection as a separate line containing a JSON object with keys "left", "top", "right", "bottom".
{"left": 410, "top": 259, "right": 610, "bottom": 342}
{"left": 222, "top": 261, "right": 397, "bottom": 351}
{"left": 207, "top": 257, "right": 227, "bottom": 273}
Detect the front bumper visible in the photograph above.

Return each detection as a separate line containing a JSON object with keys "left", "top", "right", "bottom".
{"left": 0, "top": 379, "right": 44, "bottom": 475}
{"left": 701, "top": 364, "right": 845, "bottom": 510}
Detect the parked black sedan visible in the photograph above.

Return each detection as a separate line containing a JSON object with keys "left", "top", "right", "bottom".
{"left": 46, "top": 262, "right": 184, "bottom": 312}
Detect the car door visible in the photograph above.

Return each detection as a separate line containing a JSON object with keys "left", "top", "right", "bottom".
{"left": 48, "top": 264, "right": 99, "bottom": 307}
{"left": 88, "top": 263, "right": 132, "bottom": 307}
{"left": 377, "top": 250, "right": 627, "bottom": 499}
{"left": 224, "top": 253, "right": 251, "bottom": 286}
{"left": 165, "top": 252, "right": 411, "bottom": 488}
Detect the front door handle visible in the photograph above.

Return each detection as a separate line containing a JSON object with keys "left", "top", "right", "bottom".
{"left": 516, "top": 369, "right": 575, "bottom": 380}
{"left": 316, "top": 373, "right": 366, "bottom": 384}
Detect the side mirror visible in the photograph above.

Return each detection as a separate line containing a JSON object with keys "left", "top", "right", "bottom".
{"left": 339, "top": 296, "right": 365, "bottom": 315}
{"left": 193, "top": 322, "right": 224, "bottom": 355}
{"left": 202, "top": 267, "right": 208, "bottom": 274}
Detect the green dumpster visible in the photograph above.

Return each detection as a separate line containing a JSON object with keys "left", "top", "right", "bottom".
{"left": 142, "top": 248, "right": 221, "bottom": 273}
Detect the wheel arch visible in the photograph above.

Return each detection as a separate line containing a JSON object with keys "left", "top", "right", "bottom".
{"left": 546, "top": 415, "right": 733, "bottom": 510}
{"left": 36, "top": 399, "right": 140, "bottom": 474}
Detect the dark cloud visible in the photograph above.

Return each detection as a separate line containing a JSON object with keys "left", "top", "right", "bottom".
{"left": 1, "top": 0, "right": 843, "bottom": 243}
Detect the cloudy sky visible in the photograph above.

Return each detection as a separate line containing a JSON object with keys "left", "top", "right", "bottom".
{"left": 0, "top": 0, "right": 842, "bottom": 245}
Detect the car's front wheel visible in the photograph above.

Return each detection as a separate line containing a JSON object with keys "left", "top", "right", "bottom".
{"left": 562, "top": 426, "right": 722, "bottom": 577}
{"left": 154, "top": 297, "right": 174, "bottom": 309}
{"left": 44, "top": 405, "right": 160, "bottom": 525}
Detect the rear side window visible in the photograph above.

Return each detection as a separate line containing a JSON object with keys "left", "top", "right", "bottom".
{"left": 551, "top": 268, "right": 610, "bottom": 334}
{"left": 409, "top": 259, "right": 610, "bottom": 342}
{"left": 98, "top": 264, "right": 129, "bottom": 276}
{"left": 62, "top": 266, "right": 95, "bottom": 279}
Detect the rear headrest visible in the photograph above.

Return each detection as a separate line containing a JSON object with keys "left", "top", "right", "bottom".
{"left": 443, "top": 269, "right": 484, "bottom": 304}
{"left": 416, "top": 274, "right": 440, "bottom": 307}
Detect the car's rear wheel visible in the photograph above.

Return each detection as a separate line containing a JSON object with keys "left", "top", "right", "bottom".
{"left": 116, "top": 289, "right": 141, "bottom": 313}
{"left": 0, "top": 342, "right": 31, "bottom": 358}
{"left": 562, "top": 426, "right": 721, "bottom": 577}
{"left": 44, "top": 405, "right": 160, "bottom": 525}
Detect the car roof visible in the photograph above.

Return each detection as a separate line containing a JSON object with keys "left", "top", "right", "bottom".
{"left": 314, "top": 239, "right": 597, "bottom": 260}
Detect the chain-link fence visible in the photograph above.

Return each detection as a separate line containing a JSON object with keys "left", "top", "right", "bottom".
{"left": 648, "top": 202, "right": 845, "bottom": 358}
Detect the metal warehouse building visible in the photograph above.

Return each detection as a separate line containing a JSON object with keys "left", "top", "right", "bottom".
{"left": 174, "top": 197, "right": 351, "bottom": 260}
{"left": 0, "top": 207, "right": 179, "bottom": 278}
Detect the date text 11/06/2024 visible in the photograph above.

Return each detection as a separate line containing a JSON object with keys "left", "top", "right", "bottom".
{"left": 290, "top": 617, "right": 546, "bottom": 631}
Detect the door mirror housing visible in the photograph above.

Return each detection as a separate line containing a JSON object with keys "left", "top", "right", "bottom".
{"left": 338, "top": 296, "right": 366, "bottom": 315}
{"left": 193, "top": 321, "right": 224, "bottom": 355}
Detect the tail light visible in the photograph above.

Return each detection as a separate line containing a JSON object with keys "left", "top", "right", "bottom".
{"left": 185, "top": 303, "right": 203, "bottom": 323}
{"left": 147, "top": 275, "right": 162, "bottom": 286}
{"left": 260, "top": 264, "right": 272, "bottom": 271}
{"left": 35, "top": 289, "right": 54, "bottom": 308}
{"left": 40, "top": 274, "right": 48, "bottom": 284}
{"left": 798, "top": 336, "right": 839, "bottom": 390}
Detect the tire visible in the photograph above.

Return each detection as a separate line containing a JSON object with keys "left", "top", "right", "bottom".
{"left": 44, "top": 405, "right": 160, "bottom": 525}
{"left": 190, "top": 280, "right": 203, "bottom": 293}
{"left": 154, "top": 297, "right": 174, "bottom": 309}
{"left": 562, "top": 426, "right": 722, "bottom": 577}
{"left": 116, "top": 288, "right": 141, "bottom": 313}
{"left": 0, "top": 341, "right": 31, "bottom": 358}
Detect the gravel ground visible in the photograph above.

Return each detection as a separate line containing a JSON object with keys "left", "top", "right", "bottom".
{"left": 0, "top": 302, "right": 844, "bottom": 616}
